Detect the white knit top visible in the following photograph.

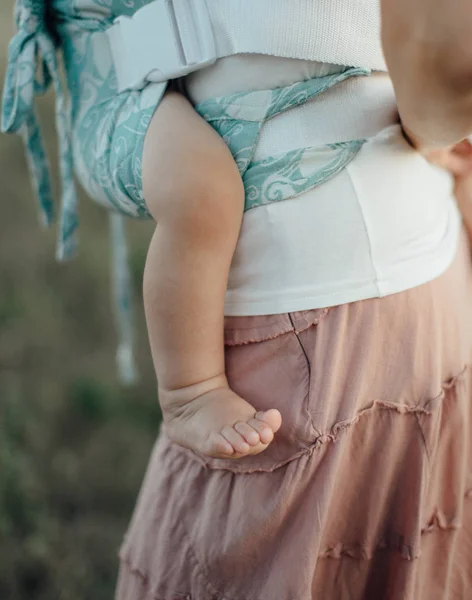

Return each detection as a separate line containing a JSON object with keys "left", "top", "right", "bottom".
{"left": 206, "top": 0, "right": 387, "bottom": 72}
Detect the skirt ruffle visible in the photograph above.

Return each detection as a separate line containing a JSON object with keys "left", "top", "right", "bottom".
{"left": 115, "top": 229, "right": 472, "bottom": 600}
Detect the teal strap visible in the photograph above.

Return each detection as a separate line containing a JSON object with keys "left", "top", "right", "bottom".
{"left": 195, "top": 67, "right": 371, "bottom": 212}
{"left": 2, "top": 1, "right": 135, "bottom": 384}
{"left": 110, "top": 213, "right": 138, "bottom": 385}
{"left": 265, "top": 68, "right": 369, "bottom": 120}
{"left": 2, "top": 0, "right": 78, "bottom": 260}
{"left": 243, "top": 140, "right": 366, "bottom": 210}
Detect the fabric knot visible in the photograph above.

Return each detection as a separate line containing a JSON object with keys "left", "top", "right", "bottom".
{"left": 2, "top": 0, "right": 78, "bottom": 260}
{"left": 15, "top": 0, "right": 46, "bottom": 31}
{"left": 3, "top": 1, "right": 57, "bottom": 134}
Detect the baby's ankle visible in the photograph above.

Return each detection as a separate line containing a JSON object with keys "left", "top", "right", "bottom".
{"left": 158, "top": 373, "right": 229, "bottom": 419}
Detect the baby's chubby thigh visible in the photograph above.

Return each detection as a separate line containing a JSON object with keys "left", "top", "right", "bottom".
{"left": 142, "top": 90, "right": 244, "bottom": 230}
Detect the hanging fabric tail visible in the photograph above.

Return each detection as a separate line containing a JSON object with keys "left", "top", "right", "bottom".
{"left": 110, "top": 212, "right": 138, "bottom": 385}
{"left": 54, "top": 65, "right": 79, "bottom": 261}
{"left": 1, "top": 0, "right": 79, "bottom": 260}
{"left": 2, "top": 1, "right": 139, "bottom": 384}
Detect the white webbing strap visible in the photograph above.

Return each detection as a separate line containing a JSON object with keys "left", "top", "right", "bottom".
{"left": 107, "top": 0, "right": 387, "bottom": 92}
{"left": 208, "top": 0, "right": 386, "bottom": 71}
{"left": 107, "top": 0, "right": 217, "bottom": 90}
{"left": 254, "top": 73, "right": 399, "bottom": 159}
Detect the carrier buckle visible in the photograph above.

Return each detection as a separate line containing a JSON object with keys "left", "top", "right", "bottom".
{"left": 106, "top": 0, "right": 217, "bottom": 92}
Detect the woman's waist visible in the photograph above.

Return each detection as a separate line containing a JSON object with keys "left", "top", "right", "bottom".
{"left": 238, "top": 159, "right": 457, "bottom": 270}
{"left": 225, "top": 171, "right": 462, "bottom": 315}
{"left": 245, "top": 123, "right": 457, "bottom": 265}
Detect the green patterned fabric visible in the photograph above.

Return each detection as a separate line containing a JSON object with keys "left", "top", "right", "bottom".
{"left": 194, "top": 70, "right": 368, "bottom": 211}
{"left": 1, "top": 0, "right": 371, "bottom": 382}
{"left": 2, "top": 0, "right": 78, "bottom": 259}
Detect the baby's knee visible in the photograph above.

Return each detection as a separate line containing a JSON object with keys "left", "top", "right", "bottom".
{"left": 143, "top": 91, "right": 244, "bottom": 232}
{"left": 160, "top": 169, "right": 244, "bottom": 249}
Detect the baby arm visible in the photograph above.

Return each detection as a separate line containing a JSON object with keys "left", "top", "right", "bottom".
{"left": 141, "top": 90, "right": 281, "bottom": 458}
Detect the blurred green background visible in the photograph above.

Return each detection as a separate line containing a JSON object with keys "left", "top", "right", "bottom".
{"left": 0, "top": 3, "right": 162, "bottom": 598}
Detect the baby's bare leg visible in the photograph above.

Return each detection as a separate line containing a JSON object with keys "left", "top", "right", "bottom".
{"left": 142, "top": 91, "right": 281, "bottom": 458}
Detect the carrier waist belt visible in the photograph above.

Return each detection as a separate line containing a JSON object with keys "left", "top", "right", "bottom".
{"left": 106, "top": 0, "right": 387, "bottom": 92}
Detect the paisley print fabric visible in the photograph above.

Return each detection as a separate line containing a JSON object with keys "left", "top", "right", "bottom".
{"left": 194, "top": 69, "right": 368, "bottom": 211}
{"left": 2, "top": 0, "right": 370, "bottom": 244}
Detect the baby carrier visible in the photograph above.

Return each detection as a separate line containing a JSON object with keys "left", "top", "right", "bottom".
{"left": 2, "top": 0, "right": 386, "bottom": 381}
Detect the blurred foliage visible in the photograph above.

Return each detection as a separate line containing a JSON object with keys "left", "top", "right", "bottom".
{"left": 0, "top": 3, "right": 161, "bottom": 599}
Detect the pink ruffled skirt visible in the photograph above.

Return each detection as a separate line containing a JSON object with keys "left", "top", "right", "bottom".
{"left": 115, "top": 229, "right": 472, "bottom": 600}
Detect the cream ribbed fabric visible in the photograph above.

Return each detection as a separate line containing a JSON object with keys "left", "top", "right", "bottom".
{"left": 185, "top": 55, "right": 461, "bottom": 317}
{"left": 108, "top": 0, "right": 387, "bottom": 91}
{"left": 206, "top": 0, "right": 387, "bottom": 71}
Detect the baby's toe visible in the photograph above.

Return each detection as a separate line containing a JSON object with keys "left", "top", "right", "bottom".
{"left": 222, "top": 426, "right": 251, "bottom": 454}
{"left": 247, "top": 417, "right": 275, "bottom": 445}
{"left": 234, "top": 421, "right": 261, "bottom": 446}
{"left": 255, "top": 409, "right": 282, "bottom": 433}
{"left": 207, "top": 432, "right": 235, "bottom": 457}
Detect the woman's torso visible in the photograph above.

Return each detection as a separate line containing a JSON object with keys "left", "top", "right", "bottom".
{"left": 186, "top": 56, "right": 461, "bottom": 316}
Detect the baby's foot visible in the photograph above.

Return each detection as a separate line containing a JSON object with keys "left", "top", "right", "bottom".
{"left": 161, "top": 377, "right": 282, "bottom": 459}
